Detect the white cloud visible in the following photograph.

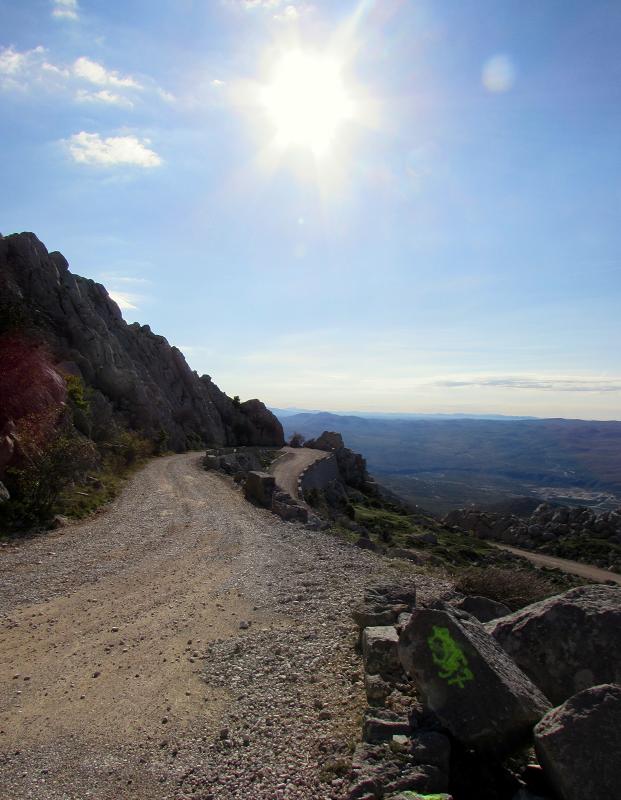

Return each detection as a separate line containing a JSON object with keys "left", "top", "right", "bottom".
{"left": 0, "top": 45, "right": 46, "bottom": 88}
{"left": 0, "top": 46, "right": 174, "bottom": 108}
{"left": 52, "top": 0, "right": 79, "bottom": 21}
{"left": 73, "top": 56, "right": 141, "bottom": 89}
{"left": 433, "top": 375, "right": 621, "bottom": 393}
{"left": 66, "top": 132, "right": 162, "bottom": 168}
{"left": 211, "top": 79, "right": 225, "bottom": 87}
{"left": 76, "top": 88, "right": 134, "bottom": 108}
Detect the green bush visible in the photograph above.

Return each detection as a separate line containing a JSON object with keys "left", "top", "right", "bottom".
{"left": 0, "top": 429, "right": 98, "bottom": 531}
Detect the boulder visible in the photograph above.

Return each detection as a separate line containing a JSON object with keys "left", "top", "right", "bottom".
{"left": 450, "top": 595, "right": 511, "bottom": 623}
{"left": 488, "top": 584, "right": 621, "bottom": 704}
{"left": 534, "top": 683, "right": 621, "bottom": 800}
{"left": 399, "top": 608, "right": 550, "bottom": 754}
{"left": 244, "top": 471, "right": 276, "bottom": 507}
{"left": 362, "top": 626, "right": 401, "bottom": 678}
{"left": 0, "top": 481, "right": 9, "bottom": 502}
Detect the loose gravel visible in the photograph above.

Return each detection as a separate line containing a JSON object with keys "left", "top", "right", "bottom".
{"left": 0, "top": 453, "right": 449, "bottom": 800}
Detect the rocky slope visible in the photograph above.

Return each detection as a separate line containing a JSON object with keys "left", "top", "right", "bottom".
{"left": 444, "top": 503, "right": 621, "bottom": 572}
{"left": 0, "top": 232, "right": 284, "bottom": 458}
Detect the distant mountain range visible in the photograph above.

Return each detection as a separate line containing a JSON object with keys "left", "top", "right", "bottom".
{"left": 277, "top": 411, "right": 621, "bottom": 514}
{"left": 271, "top": 407, "right": 538, "bottom": 421}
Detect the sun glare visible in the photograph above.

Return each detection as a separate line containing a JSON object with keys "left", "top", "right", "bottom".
{"left": 260, "top": 50, "right": 355, "bottom": 157}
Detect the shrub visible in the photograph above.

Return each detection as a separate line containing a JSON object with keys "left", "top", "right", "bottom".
{"left": 453, "top": 566, "right": 560, "bottom": 611}
{"left": 1, "top": 429, "right": 98, "bottom": 529}
{"left": 289, "top": 432, "right": 305, "bottom": 448}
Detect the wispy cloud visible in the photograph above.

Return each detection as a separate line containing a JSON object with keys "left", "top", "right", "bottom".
{"left": 0, "top": 45, "right": 171, "bottom": 106}
{"left": 66, "top": 132, "right": 162, "bottom": 168}
{"left": 433, "top": 375, "right": 621, "bottom": 393}
{"left": 52, "top": 0, "right": 79, "bottom": 21}
{"left": 0, "top": 45, "right": 46, "bottom": 89}
{"left": 76, "top": 88, "right": 134, "bottom": 108}
{"left": 73, "top": 56, "right": 141, "bottom": 89}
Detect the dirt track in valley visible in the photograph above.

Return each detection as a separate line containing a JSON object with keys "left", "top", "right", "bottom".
{"left": 493, "top": 543, "right": 621, "bottom": 585}
{"left": 0, "top": 453, "right": 447, "bottom": 800}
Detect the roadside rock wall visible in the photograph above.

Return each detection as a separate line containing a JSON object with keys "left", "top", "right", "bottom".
{"left": 299, "top": 453, "right": 340, "bottom": 494}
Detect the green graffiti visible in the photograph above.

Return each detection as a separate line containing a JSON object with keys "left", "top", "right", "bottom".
{"left": 427, "top": 625, "right": 474, "bottom": 688}
{"left": 397, "top": 793, "right": 452, "bottom": 800}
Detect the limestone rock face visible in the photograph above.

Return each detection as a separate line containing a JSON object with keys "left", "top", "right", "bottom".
{"left": 534, "top": 683, "right": 621, "bottom": 800}
{"left": 488, "top": 584, "right": 621, "bottom": 705}
{"left": 0, "top": 232, "right": 284, "bottom": 452}
{"left": 398, "top": 608, "right": 550, "bottom": 754}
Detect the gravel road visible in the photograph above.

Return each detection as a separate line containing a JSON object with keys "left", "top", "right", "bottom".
{"left": 0, "top": 453, "right": 447, "bottom": 800}
{"left": 270, "top": 446, "right": 329, "bottom": 499}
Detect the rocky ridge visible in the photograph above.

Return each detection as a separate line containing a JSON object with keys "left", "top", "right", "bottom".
{"left": 0, "top": 232, "right": 283, "bottom": 481}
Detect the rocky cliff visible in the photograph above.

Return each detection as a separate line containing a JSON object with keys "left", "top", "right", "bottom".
{"left": 0, "top": 232, "right": 284, "bottom": 455}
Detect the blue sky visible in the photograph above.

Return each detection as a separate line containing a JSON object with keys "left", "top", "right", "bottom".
{"left": 1, "top": 0, "right": 620, "bottom": 419}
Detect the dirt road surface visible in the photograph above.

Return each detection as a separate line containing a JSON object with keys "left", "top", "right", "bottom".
{"left": 0, "top": 454, "right": 445, "bottom": 800}
{"left": 493, "top": 543, "right": 621, "bottom": 585}
{"left": 270, "top": 447, "right": 329, "bottom": 499}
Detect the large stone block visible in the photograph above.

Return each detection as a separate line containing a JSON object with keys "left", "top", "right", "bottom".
{"left": 488, "top": 584, "right": 621, "bottom": 705}
{"left": 362, "top": 626, "right": 401, "bottom": 678}
{"left": 534, "top": 683, "right": 621, "bottom": 800}
{"left": 244, "top": 470, "right": 276, "bottom": 507}
{"left": 399, "top": 608, "right": 550, "bottom": 754}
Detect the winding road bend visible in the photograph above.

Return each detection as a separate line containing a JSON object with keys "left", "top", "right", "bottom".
{"left": 0, "top": 453, "right": 445, "bottom": 800}
{"left": 269, "top": 446, "right": 329, "bottom": 499}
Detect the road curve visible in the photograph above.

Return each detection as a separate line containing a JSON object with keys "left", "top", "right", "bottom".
{"left": 493, "top": 543, "right": 621, "bottom": 585}
{"left": 0, "top": 453, "right": 448, "bottom": 800}
{"left": 269, "top": 446, "right": 329, "bottom": 499}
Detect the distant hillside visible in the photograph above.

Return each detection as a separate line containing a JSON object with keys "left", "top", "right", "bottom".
{"left": 280, "top": 412, "right": 621, "bottom": 514}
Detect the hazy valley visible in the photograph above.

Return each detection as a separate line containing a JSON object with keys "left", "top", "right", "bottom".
{"left": 278, "top": 412, "right": 621, "bottom": 514}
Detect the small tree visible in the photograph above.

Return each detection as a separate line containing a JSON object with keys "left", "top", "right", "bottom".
{"left": 232, "top": 395, "right": 241, "bottom": 409}
{"left": 289, "top": 432, "right": 305, "bottom": 448}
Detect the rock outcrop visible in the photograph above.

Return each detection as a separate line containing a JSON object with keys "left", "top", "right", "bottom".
{"left": 534, "top": 683, "right": 621, "bottom": 800}
{"left": 488, "top": 584, "right": 621, "bottom": 704}
{"left": 304, "top": 430, "right": 370, "bottom": 490}
{"left": 398, "top": 608, "right": 551, "bottom": 755}
{"left": 0, "top": 232, "right": 284, "bottom": 458}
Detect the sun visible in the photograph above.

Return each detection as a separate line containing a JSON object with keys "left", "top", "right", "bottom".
{"left": 260, "top": 50, "right": 355, "bottom": 157}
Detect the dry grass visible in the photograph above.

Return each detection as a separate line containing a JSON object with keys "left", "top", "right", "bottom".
{"left": 453, "top": 566, "right": 562, "bottom": 611}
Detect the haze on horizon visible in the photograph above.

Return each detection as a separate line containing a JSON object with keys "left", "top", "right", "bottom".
{"left": 1, "top": 0, "right": 620, "bottom": 421}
